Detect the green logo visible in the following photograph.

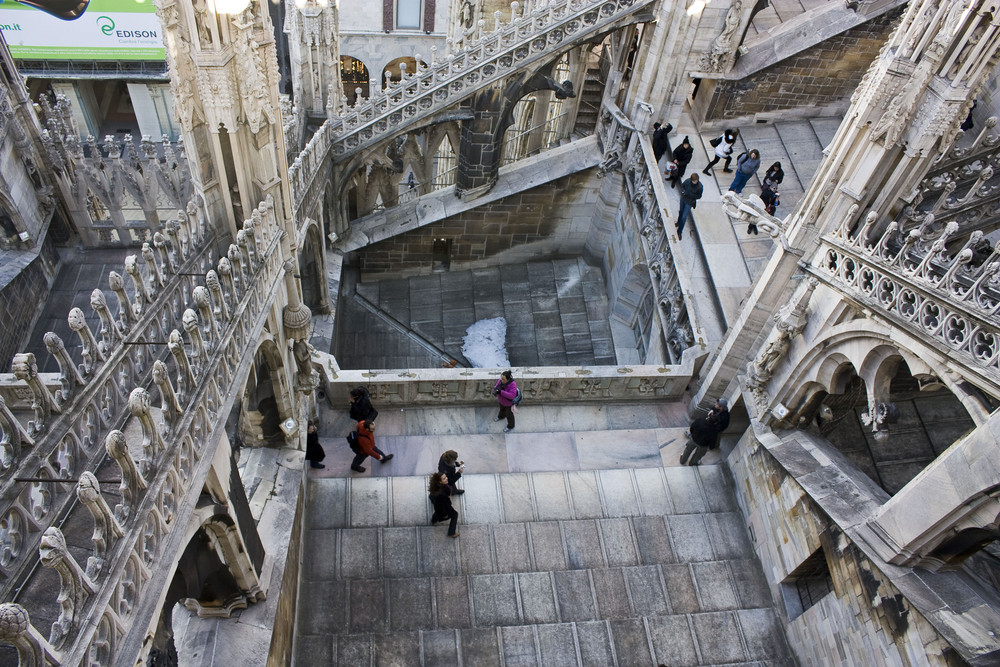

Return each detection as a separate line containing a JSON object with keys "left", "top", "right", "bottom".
{"left": 97, "top": 15, "right": 114, "bottom": 35}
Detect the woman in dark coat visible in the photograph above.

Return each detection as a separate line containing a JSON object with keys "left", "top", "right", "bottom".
{"left": 429, "top": 473, "right": 459, "bottom": 538}
{"left": 304, "top": 423, "right": 325, "bottom": 469}
{"left": 349, "top": 386, "right": 378, "bottom": 423}
{"left": 438, "top": 450, "right": 465, "bottom": 495}
{"left": 762, "top": 162, "right": 784, "bottom": 189}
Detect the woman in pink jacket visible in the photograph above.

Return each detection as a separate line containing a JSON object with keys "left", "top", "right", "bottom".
{"left": 492, "top": 370, "right": 518, "bottom": 433}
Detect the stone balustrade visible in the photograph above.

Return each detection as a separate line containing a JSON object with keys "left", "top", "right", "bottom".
{"left": 815, "top": 206, "right": 1000, "bottom": 389}
{"left": 289, "top": 0, "right": 656, "bottom": 217}
{"left": 0, "top": 195, "right": 285, "bottom": 665}
{"left": 316, "top": 355, "right": 701, "bottom": 409}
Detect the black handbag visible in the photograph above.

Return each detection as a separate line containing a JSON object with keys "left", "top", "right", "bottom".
{"left": 709, "top": 136, "right": 722, "bottom": 147}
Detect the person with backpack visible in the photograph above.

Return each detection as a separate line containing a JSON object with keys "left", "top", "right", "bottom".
{"left": 679, "top": 398, "right": 730, "bottom": 466}
{"left": 728, "top": 148, "right": 760, "bottom": 195}
{"left": 492, "top": 370, "right": 519, "bottom": 433}
{"left": 349, "top": 419, "right": 393, "bottom": 473}
{"left": 703, "top": 128, "right": 739, "bottom": 174}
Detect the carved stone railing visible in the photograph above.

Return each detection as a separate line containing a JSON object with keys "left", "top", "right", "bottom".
{"left": 595, "top": 102, "right": 708, "bottom": 364}
{"left": 288, "top": 0, "right": 656, "bottom": 216}
{"left": 813, "top": 206, "right": 1000, "bottom": 389}
{"left": 315, "top": 358, "right": 699, "bottom": 408}
{"left": 0, "top": 196, "right": 285, "bottom": 665}
{"left": 897, "top": 116, "right": 1000, "bottom": 239}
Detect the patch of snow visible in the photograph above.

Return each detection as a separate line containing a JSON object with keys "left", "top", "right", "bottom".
{"left": 462, "top": 317, "right": 510, "bottom": 368}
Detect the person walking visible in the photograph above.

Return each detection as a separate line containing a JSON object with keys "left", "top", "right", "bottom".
{"left": 429, "top": 473, "right": 460, "bottom": 538}
{"left": 676, "top": 173, "right": 703, "bottom": 240}
{"left": 728, "top": 149, "right": 760, "bottom": 194}
{"left": 703, "top": 128, "right": 739, "bottom": 174}
{"left": 438, "top": 450, "right": 466, "bottom": 495}
{"left": 651, "top": 121, "right": 673, "bottom": 164}
{"left": 349, "top": 386, "right": 378, "bottom": 423}
{"left": 350, "top": 419, "right": 393, "bottom": 472}
{"left": 492, "top": 370, "right": 518, "bottom": 433}
{"left": 666, "top": 136, "right": 694, "bottom": 188}
{"left": 304, "top": 422, "right": 325, "bottom": 469}
{"left": 679, "top": 398, "right": 730, "bottom": 466}
{"left": 762, "top": 161, "right": 784, "bottom": 189}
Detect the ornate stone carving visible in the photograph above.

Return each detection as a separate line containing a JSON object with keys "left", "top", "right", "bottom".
{"left": 152, "top": 360, "right": 183, "bottom": 436}
{"left": 0, "top": 395, "right": 33, "bottom": 470}
{"left": 107, "top": 271, "right": 134, "bottom": 330}
{"left": 76, "top": 471, "right": 123, "bottom": 579}
{"left": 129, "top": 388, "right": 164, "bottom": 478}
{"left": 206, "top": 270, "right": 230, "bottom": 321}
{"left": 142, "top": 242, "right": 165, "bottom": 288}
{"left": 0, "top": 603, "right": 60, "bottom": 667}
{"left": 193, "top": 286, "right": 219, "bottom": 347}
{"left": 182, "top": 308, "right": 208, "bottom": 371}
{"left": 67, "top": 307, "right": 104, "bottom": 378}
{"left": 701, "top": 0, "right": 744, "bottom": 73}
{"left": 722, "top": 191, "right": 788, "bottom": 247}
{"left": 105, "top": 429, "right": 146, "bottom": 523}
{"left": 39, "top": 526, "right": 96, "bottom": 647}
{"left": 168, "top": 329, "right": 197, "bottom": 400}
{"left": 745, "top": 278, "right": 819, "bottom": 414}
{"left": 90, "top": 289, "right": 121, "bottom": 356}
{"left": 153, "top": 231, "right": 175, "bottom": 274}
{"left": 217, "top": 257, "right": 238, "bottom": 305}
{"left": 43, "top": 333, "right": 85, "bottom": 406}
{"left": 12, "top": 353, "right": 60, "bottom": 437}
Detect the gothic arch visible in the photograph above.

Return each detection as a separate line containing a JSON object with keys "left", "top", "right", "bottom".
{"left": 238, "top": 337, "right": 294, "bottom": 445}
{"left": 340, "top": 55, "right": 371, "bottom": 105}
{"left": 298, "top": 220, "right": 329, "bottom": 313}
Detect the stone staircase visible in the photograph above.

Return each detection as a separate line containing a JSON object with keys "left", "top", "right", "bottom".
{"left": 293, "top": 404, "right": 793, "bottom": 665}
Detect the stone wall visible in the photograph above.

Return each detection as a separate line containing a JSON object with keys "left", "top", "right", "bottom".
{"left": 354, "top": 170, "right": 600, "bottom": 279}
{"left": 727, "top": 427, "right": 992, "bottom": 666}
{"left": 0, "top": 235, "right": 59, "bottom": 372}
{"left": 266, "top": 472, "right": 305, "bottom": 667}
{"left": 699, "top": 10, "right": 901, "bottom": 126}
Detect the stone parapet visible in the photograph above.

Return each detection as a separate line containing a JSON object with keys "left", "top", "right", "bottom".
{"left": 315, "top": 351, "right": 702, "bottom": 408}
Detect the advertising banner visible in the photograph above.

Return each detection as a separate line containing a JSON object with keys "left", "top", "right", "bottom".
{"left": 0, "top": 0, "right": 165, "bottom": 61}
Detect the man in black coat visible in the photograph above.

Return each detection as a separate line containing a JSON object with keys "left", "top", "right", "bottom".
{"left": 652, "top": 122, "right": 673, "bottom": 163}
{"left": 676, "top": 173, "right": 703, "bottom": 240}
{"left": 679, "top": 398, "right": 730, "bottom": 466}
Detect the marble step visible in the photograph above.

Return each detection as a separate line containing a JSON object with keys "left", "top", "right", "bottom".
{"left": 294, "top": 614, "right": 792, "bottom": 666}
{"left": 306, "top": 467, "right": 739, "bottom": 530}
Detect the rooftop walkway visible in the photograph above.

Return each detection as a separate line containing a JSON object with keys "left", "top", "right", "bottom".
{"left": 293, "top": 402, "right": 793, "bottom": 666}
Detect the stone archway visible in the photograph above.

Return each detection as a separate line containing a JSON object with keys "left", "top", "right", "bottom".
{"left": 340, "top": 55, "right": 370, "bottom": 105}
{"left": 299, "top": 222, "right": 328, "bottom": 313}
{"left": 776, "top": 336, "right": 977, "bottom": 495}
{"left": 238, "top": 338, "right": 294, "bottom": 446}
